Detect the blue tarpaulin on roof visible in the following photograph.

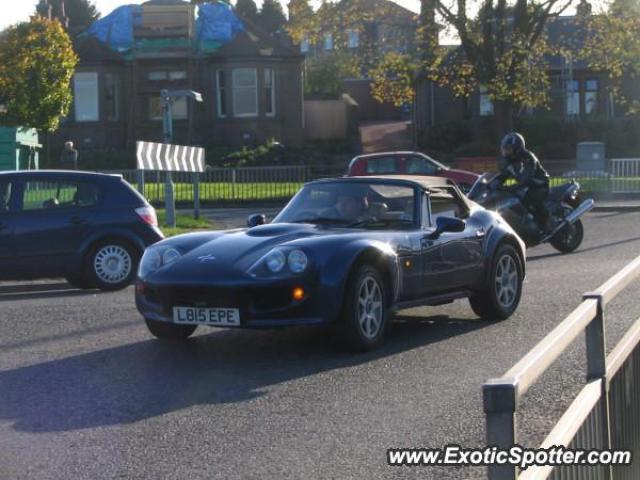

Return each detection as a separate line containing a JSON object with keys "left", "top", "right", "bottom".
{"left": 195, "top": 2, "right": 244, "bottom": 44}
{"left": 84, "top": 1, "right": 243, "bottom": 55}
{"left": 85, "top": 5, "right": 142, "bottom": 51}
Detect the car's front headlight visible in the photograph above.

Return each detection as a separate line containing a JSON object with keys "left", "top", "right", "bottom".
{"left": 265, "top": 249, "right": 286, "bottom": 273}
{"left": 288, "top": 249, "right": 308, "bottom": 273}
{"left": 251, "top": 248, "right": 309, "bottom": 276}
{"left": 139, "top": 246, "right": 182, "bottom": 278}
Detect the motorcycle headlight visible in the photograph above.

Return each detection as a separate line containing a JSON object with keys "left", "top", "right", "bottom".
{"left": 288, "top": 249, "right": 308, "bottom": 273}
{"left": 265, "top": 249, "right": 286, "bottom": 273}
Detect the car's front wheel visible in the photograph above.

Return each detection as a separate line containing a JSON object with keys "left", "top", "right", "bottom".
{"left": 340, "top": 265, "right": 389, "bottom": 352}
{"left": 86, "top": 239, "right": 139, "bottom": 291}
{"left": 469, "top": 244, "right": 523, "bottom": 321}
{"left": 145, "top": 318, "right": 197, "bottom": 340}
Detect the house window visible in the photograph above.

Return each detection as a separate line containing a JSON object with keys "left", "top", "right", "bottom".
{"left": 74, "top": 72, "right": 99, "bottom": 122}
{"left": 264, "top": 68, "right": 276, "bottom": 117}
{"left": 149, "top": 96, "right": 188, "bottom": 120}
{"left": 216, "top": 70, "right": 227, "bottom": 118}
{"left": 233, "top": 68, "right": 258, "bottom": 117}
{"left": 347, "top": 29, "right": 359, "bottom": 48}
{"left": 566, "top": 80, "right": 580, "bottom": 116}
{"left": 148, "top": 71, "right": 168, "bottom": 81}
{"left": 585, "top": 79, "right": 599, "bottom": 115}
{"left": 300, "top": 36, "right": 310, "bottom": 53}
{"left": 479, "top": 86, "right": 494, "bottom": 116}
{"left": 169, "top": 71, "right": 187, "bottom": 81}
{"left": 105, "top": 73, "right": 119, "bottom": 122}
{"left": 323, "top": 32, "right": 333, "bottom": 51}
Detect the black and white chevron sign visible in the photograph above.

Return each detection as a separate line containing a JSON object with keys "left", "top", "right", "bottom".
{"left": 136, "top": 141, "right": 205, "bottom": 172}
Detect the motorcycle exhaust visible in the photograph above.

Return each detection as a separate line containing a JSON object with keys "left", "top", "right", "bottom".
{"left": 565, "top": 199, "right": 595, "bottom": 225}
{"left": 541, "top": 199, "right": 595, "bottom": 242}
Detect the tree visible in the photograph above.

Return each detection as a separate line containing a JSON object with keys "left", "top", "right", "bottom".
{"left": 305, "top": 51, "right": 361, "bottom": 97}
{"left": 370, "top": 53, "right": 416, "bottom": 106}
{"left": 259, "top": 0, "right": 287, "bottom": 34}
{"left": 581, "top": 4, "right": 640, "bottom": 114}
{"left": 286, "top": 0, "right": 316, "bottom": 43}
{"left": 235, "top": 0, "right": 259, "bottom": 24}
{"left": 36, "top": 0, "right": 99, "bottom": 32}
{"left": 0, "top": 16, "right": 78, "bottom": 131}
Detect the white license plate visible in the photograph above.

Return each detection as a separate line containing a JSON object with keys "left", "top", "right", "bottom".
{"left": 173, "top": 307, "right": 240, "bottom": 326}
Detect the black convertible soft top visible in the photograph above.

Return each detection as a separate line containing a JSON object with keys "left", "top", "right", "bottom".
{"left": 308, "top": 175, "right": 473, "bottom": 209}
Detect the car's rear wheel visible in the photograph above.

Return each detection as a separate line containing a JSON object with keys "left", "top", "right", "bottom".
{"left": 86, "top": 239, "right": 139, "bottom": 291}
{"left": 340, "top": 265, "right": 389, "bottom": 352}
{"left": 145, "top": 318, "right": 197, "bottom": 340}
{"left": 469, "top": 244, "right": 523, "bottom": 321}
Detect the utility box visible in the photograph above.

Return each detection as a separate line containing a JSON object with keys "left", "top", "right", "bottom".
{"left": 0, "top": 127, "right": 41, "bottom": 171}
{"left": 577, "top": 142, "right": 606, "bottom": 172}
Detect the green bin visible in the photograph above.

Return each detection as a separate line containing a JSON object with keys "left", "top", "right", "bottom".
{"left": 0, "top": 127, "right": 41, "bottom": 171}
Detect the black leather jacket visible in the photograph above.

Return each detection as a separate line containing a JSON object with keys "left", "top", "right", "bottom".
{"left": 497, "top": 150, "right": 550, "bottom": 189}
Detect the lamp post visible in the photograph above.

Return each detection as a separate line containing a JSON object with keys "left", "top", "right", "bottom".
{"left": 160, "top": 89, "right": 203, "bottom": 228}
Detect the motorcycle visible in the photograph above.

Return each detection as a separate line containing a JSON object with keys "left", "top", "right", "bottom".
{"left": 467, "top": 173, "right": 594, "bottom": 253}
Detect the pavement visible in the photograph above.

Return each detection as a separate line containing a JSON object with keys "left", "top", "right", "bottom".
{"left": 1, "top": 210, "right": 640, "bottom": 479}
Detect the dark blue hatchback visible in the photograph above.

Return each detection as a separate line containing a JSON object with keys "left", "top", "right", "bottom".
{"left": 0, "top": 170, "right": 164, "bottom": 290}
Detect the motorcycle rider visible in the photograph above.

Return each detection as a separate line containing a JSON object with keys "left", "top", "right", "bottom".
{"left": 497, "top": 132, "right": 554, "bottom": 234}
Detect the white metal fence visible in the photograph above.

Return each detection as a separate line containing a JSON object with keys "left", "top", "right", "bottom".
{"left": 610, "top": 159, "right": 640, "bottom": 193}
{"left": 484, "top": 256, "right": 640, "bottom": 480}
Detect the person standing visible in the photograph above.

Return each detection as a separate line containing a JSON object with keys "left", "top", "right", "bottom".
{"left": 59, "top": 141, "right": 78, "bottom": 170}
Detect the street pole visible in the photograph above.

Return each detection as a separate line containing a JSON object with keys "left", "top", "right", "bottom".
{"left": 161, "top": 89, "right": 176, "bottom": 228}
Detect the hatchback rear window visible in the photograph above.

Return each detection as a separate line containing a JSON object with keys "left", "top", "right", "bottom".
{"left": 366, "top": 157, "right": 398, "bottom": 174}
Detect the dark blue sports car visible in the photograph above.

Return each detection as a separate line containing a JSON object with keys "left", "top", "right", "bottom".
{"left": 136, "top": 176, "right": 526, "bottom": 351}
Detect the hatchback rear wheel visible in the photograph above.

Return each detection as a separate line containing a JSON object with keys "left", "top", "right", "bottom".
{"left": 86, "top": 240, "right": 138, "bottom": 291}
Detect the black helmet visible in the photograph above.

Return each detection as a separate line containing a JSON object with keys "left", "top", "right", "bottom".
{"left": 500, "top": 132, "right": 525, "bottom": 160}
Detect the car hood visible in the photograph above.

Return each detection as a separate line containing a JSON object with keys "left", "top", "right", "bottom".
{"left": 147, "top": 223, "right": 365, "bottom": 284}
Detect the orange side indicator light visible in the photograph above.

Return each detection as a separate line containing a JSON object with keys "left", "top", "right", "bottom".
{"left": 292, "top": 287, "right": 305, "bottom": 301}
{"left": 404, "top": 260, "right": 412, "bottom": 268}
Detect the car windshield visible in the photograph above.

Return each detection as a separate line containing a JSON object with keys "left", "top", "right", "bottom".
{"left": 273, "top": 181, "right": 417, "bottom": 229}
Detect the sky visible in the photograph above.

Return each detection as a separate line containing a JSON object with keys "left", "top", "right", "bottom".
{"left": 0, "top": 0, "right": 422, "bottom": 31}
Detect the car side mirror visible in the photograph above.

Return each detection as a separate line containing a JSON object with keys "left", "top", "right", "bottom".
{"left": 247, "top": 214, "right": 266, "bottom": 228}
{"left": 429, "top": 216, "right": 465, "bottom": 239}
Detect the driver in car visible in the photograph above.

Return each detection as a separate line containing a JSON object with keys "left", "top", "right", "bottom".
{"left": 497, "top": 132, "right": 553, "bottom": 234}
{"left": 325, "top": 192, "right": 369, "bottom": 221}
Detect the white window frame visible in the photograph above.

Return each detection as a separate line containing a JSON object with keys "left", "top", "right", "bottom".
{"left": 566, "top": 80, "right": 580, "bottom": 116}
{"left": 479, "top": 86, "right": 494, "bottom": 116}
{"left": 323, "top": 32, "right": 333, "bottom": 51}
{"left": 232, "top": 68, "right": 258, "bottom": 118}
{"left": 300, "top": 36, "right": 310, "bottom": 53}
{"left": 74, "top": 72, "right": 99, "bottom": 122}
{"left": 347, "top": 29, "right": 359, "bottom": 48}
{"left": 264, "top": 68, "right": 276, "bottom": 117}
{"left": 216, "top": 70, "right": 227, "bottom": 118}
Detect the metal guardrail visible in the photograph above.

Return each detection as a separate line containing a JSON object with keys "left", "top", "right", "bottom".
{"left": 100, "top": 165, "right": 311, "bottom": 205}
{"left": 484, "top": 255, "right": 640, "bottom": 480}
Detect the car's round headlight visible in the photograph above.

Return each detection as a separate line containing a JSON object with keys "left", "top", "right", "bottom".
{"left": 162, "top": 248, "right": 181, "bottom": 265}
{"left": 139, "top": 248, "right": 162, "bottom": 278}
{"left": 288, "top": 250, "right": 308, "bottom": 273}
{"left": 265, "top": 249, "right": 286, "bottom": 272}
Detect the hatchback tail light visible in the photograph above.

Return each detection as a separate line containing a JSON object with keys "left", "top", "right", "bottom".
{"left": 135, "top": 206, "right": 158, "bottom": 227}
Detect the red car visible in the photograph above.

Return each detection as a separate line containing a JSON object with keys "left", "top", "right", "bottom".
{"left": 346, "top": 152, "right": 479, "bottom": 193}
